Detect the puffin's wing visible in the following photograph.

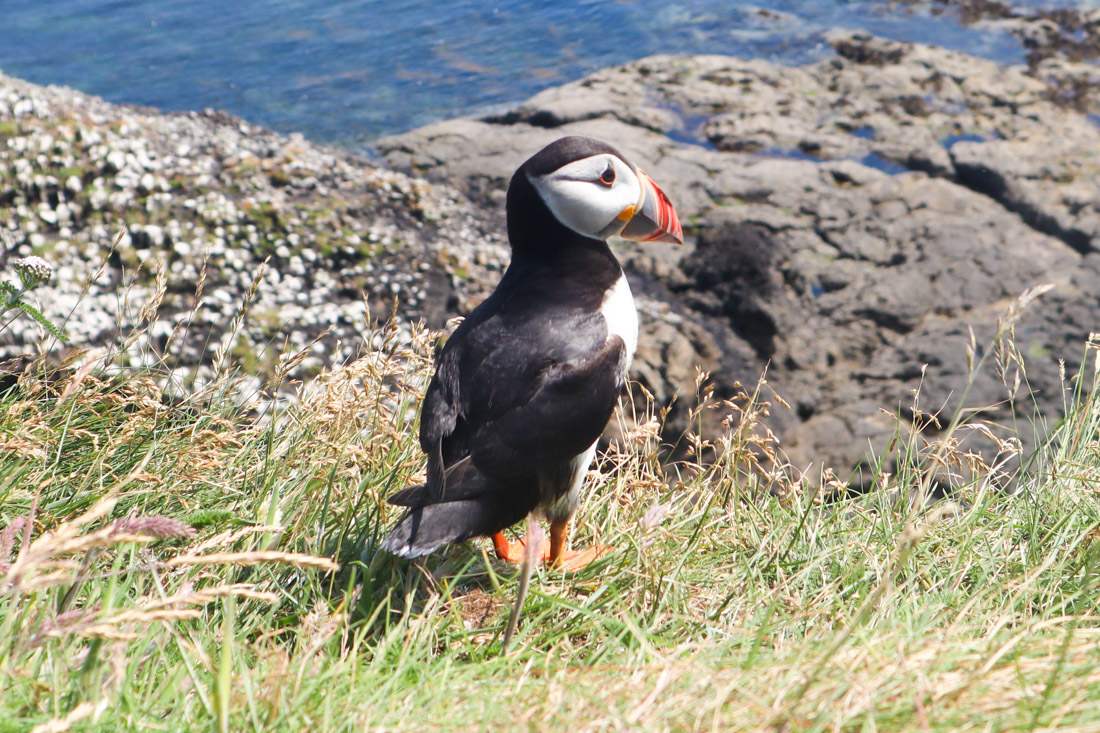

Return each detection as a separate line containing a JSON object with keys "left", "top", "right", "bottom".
{"left": 467, "top": 329, "right": 626, "bottom": 479}
{"left": 415, "top": 295, "right": 615, "bottom": 492}
{"left": 416, "top": 293, "right": 508, "bottom": 499}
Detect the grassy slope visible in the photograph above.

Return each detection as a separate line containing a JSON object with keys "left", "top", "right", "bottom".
{"left": 2, "top": 290, "right": 1100, "bottom": 731}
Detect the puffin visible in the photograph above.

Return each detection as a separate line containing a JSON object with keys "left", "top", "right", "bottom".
{"left": 380, "top": 135, "right": 683, "bottom": 569}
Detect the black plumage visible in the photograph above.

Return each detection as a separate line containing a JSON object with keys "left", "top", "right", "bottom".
{"left": 380, "top": 136, "right": 682, "bottom": 567}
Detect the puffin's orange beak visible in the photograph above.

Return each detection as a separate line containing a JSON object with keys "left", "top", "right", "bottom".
{"left": 619, "top": 170, "right": 683, "bottom": 245}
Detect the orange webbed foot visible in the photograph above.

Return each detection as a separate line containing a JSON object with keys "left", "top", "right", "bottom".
{"left": 549, "top": 544, "right": 612, "bottom": 571}
{"left": 491, "top": 530, "right": 550, "bottom": 563}
{"left": 545, "top": 519, "right": 612, "bottom": 571}
{"left": 492, "top": 526, "right": 611, "bottom": 570}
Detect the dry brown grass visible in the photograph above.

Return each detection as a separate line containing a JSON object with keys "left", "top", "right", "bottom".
{"left": 1, "top": 269, "right": 1098, "bottom": 730}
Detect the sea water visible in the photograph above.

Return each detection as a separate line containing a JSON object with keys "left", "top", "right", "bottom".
{"left": 2, "top": 0, "right": 1032, "bottom": 147}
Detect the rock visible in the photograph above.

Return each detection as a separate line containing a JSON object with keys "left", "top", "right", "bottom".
{"left": 680, "top": 172, "right": 1080, "bottom": 477}
{"left": 951, "top": 134, "right": 1100, "bottom": 253}
{"left": 379, "top": 33, "right": 1100, "bottom": 485}
{"left": 0, "top": 69, "right": 509, "bottom": 389}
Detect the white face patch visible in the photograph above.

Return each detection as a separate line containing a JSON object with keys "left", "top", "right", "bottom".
{"left": 600, "top": 272, "right": 638, "bottom": 373}
{"left": 529, "top": 153, "right": 643, "bottom": 240}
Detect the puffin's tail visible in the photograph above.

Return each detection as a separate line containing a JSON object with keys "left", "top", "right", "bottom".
{"left": 379, "top": 460, "right": 536, "bottom": 558}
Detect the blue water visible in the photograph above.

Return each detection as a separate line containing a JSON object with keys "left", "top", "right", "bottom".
{"left": 2, "top": 1, "right": 1036, "bottom": 148}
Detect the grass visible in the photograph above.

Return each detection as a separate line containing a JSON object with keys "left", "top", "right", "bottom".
{"left": 2, "top": 263, "right": 1100, "bottom": 731}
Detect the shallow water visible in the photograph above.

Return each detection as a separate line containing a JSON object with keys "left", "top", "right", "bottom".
{"left": 1, "top": 0, "right": 1043, "bottom": 147}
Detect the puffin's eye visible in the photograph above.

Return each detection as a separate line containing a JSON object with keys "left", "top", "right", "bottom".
{"left": 598, "top": 167, "right": 616, "bottom": 186}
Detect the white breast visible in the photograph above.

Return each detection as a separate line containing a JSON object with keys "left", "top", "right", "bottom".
{"left": 600, "top": 272, "right": 638, "bottom": 369}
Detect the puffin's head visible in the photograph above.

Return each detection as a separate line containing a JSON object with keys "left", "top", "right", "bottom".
{"left": 510, "top": 136, "right": 683, "bottom": 248}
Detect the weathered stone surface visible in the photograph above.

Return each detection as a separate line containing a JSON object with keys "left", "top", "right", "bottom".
{"left": 951, "top": 135, "right": 1100, "bottom": 254}
{"left": 378, "top": 33, "right": 1100, "bottom": 484}
{"left": 0, "top": 71, "right": 511, "bottom": 386}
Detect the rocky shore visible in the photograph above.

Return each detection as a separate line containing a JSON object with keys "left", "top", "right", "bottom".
{"left": 4, "top": 31, "right": 1100, "bottom": 485}
{"left": 378, "top": 32, "right": 1100, "bottom": 484}
{"left": 0, "top": 73, "right": 510, "bottom": 388}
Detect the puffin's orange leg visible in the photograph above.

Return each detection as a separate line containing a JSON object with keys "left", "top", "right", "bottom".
{"left": 548, "top": 520, "right": 568, "bottom": 566}
{"left": 491, "top": 531, "right": 549, "bottom": 563}
{"left": 547, "top": 520, "right": 611, "bottom": 571}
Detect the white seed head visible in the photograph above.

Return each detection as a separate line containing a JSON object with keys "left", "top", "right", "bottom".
{"left": 12, "top": 256, "right": 54, "bottom": 287}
